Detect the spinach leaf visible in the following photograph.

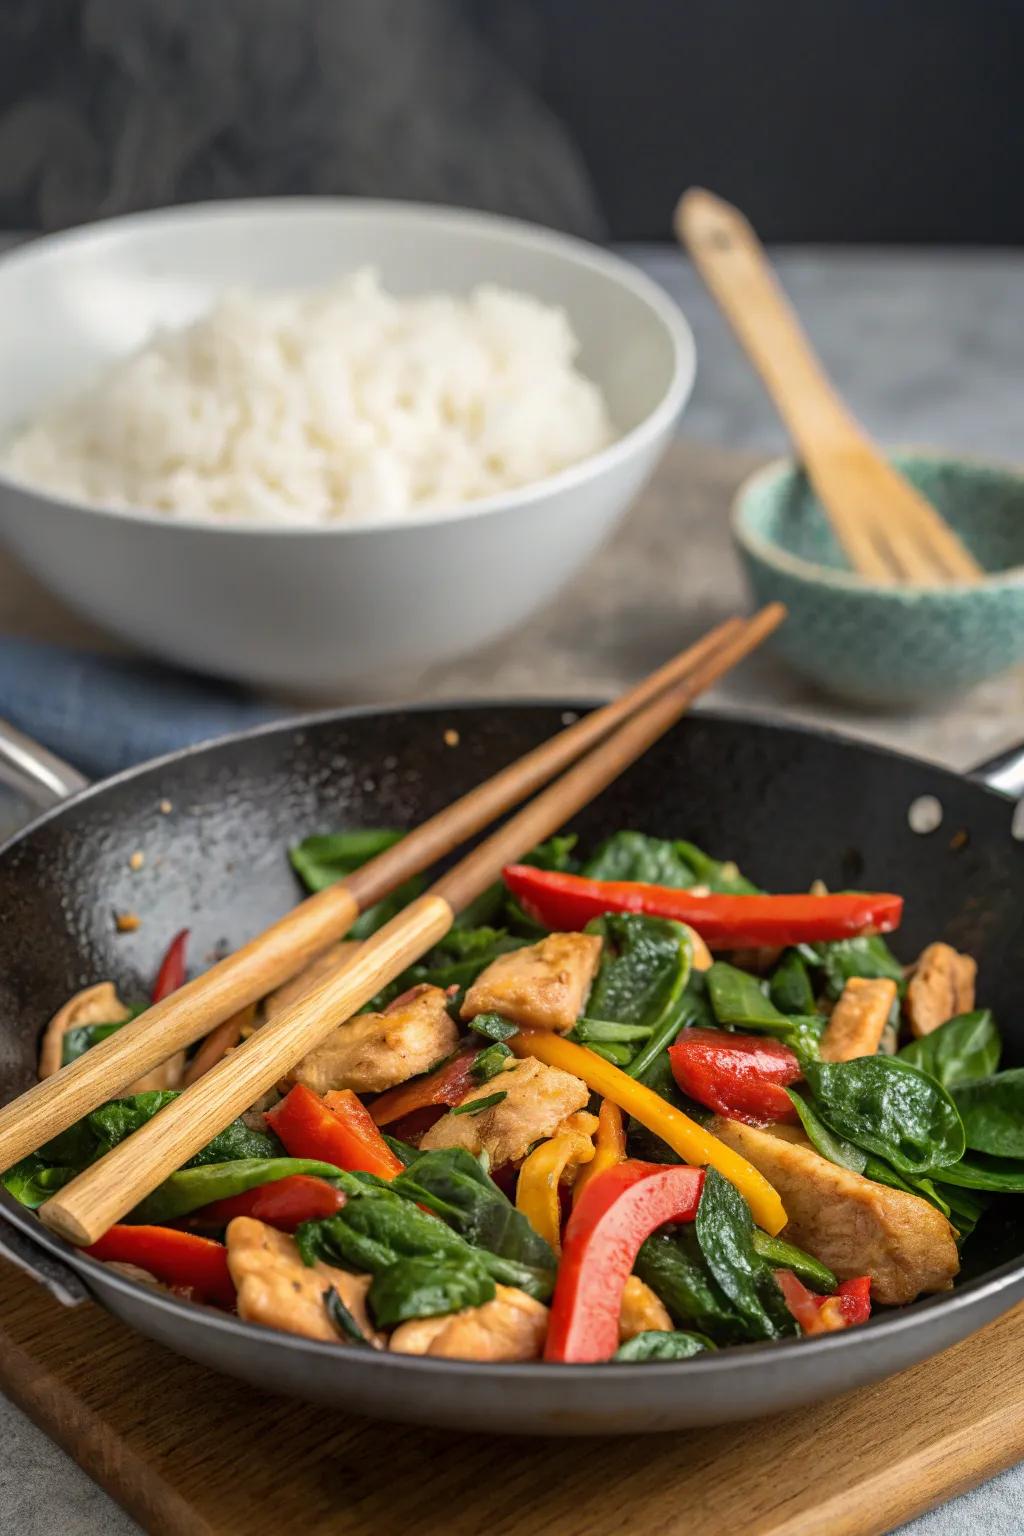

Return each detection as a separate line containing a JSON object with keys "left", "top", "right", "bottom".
{"left": 613, "top": 1330, "right": 714, "bottom": 1361}
{"left": 45, "top": 1091, "right": 281, "bottom": 1173}
{"left": 392, "top": 1148, "right": 556, "bottom": 1275}
{"left": 706, "top": 964, "right": 824, "bottom": 1062}
{"left": 450, "top": 1090, "right": 507, "bottom": 1117}
{"left": 289, "top": 828, "right": 424, "bottom": 938}
{"left": 803, "top": 1057, "right": 965, "bottom": 1174}
{"left": 85, "top": 1091, "right": 180, "bottom": 1152}
{"left": 572, "top": 1019, "right": 655, "bottom": 1044}
{"left": 751, "top": 1231, "right": 837, "bottom": 1293}
{"left": 953, "top": 1070, "right": 1024, "bottom": 1158}
{"left": 582, "top": 831, "right": 701, "bottom": 887}
{"left": 634, "top": 1229, "right": 746, "bottom": 1342}
{"left": 800, "top": 935, "right": 904, "bottom": 1001}
{"left": 298, "top": 1175, "right": 551, "bottom": 1300}
{"left": 580, "top": 832, "right": 756, "bottom": 893}
{"left": 769, "top": 950, "right": 817, "bottom": 1016}
{"left": 586, "top": 914, "right": 692, "bottom": 1030}
{"left": 467, "top": 1013, "right": 520, "bottom": 1044}
{"left": 470, "top": 1043, "right": 513, "bottom": 1081}
{"left": 695, "top": 1169, "right": 795, "bottom": 1340}
{"left": 707, "top": 964, "right": 787, "bottom": 1031}
{"left": 186, "top": 1118, "right": 282, "bottom": 1167}
{"left": 933, "top": 1153, "right": 1024, "bottom": 1193}
{"left": 324, "top": 1286, "right": 370, "bottom": 1345}
{"left": 61, "top": 1017, "right": 135, "bottom": 1067}
{"left": 522, "top": 834, "right": 579, "bottom": 872}
{"left": 131, "top": 1158, "right": 342, "bottom": 1223}
{"left": 900, "top": 1011, "right": 1000, "bottom": 1091}
{"left": 1, "top": 1155, "right": 77, "bottom": 1209}
{"left": 381, "top": 1134, "right": 419, "bottom": 1168}
{"left": 588, "top": 1043, "right": 634, "bottom": 1066}
{"left": 672, "top": 840, "right": 759, "bottom": 894}
{"left": 785, "top": 1089, "right": 869, "bottom": 1172}
{"left": 368, "top": 1255, "right": 494, "bottom": 1327}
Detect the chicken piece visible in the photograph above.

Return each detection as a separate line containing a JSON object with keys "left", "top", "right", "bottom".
{"left": 39, "top": 982, "right": 132, "bottom": 1079}
{"left": 264, "top": 941, "right": 361, "bottom": 1022}
{"left": 389, "top": 1284, "right": 548, "bottom": 1361}
{"left": 461, "top": 932, "right": 602, "bottom": 1033}
{"left": 226, "top": 1217, "right": 382, "bottom": 1346}
{"left": 285, "top": 983, "right": 458, "bottom": 1095}
{"left": 819, "top": 977, "right": 898, "bottom": 1063}
{"left": 619, "top": 1275, "right": 672, "bottom": 1343}
{"left": 905, "top": 943, "right": 977, "bottom": 1039}
{"left": 683, "top": 924, "right": 713, "bottom": 972}
{"left": 420, "top": 1056, "right": 590, "bottom": 1166}
{"left": 708, "top": 1117, "right": 959, "bottom": 1305}
{"left": 38, "top": 980, "right": 184, "bottom": 1092}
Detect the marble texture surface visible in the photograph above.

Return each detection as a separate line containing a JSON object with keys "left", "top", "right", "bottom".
{"left": 1, "top": 240, "right": 1023, "bottom": 1536}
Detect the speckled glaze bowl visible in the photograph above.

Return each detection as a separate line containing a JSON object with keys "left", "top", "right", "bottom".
{"left": 732, "top": 450, "right": 1024, "bottom": 705}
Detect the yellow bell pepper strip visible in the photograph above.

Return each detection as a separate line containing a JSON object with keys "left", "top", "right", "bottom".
{"left": 572, "top": 1099, "right": 626, "bottom": 1207}
{"left": 509, "top": 1030, "right": 787, "bottom": 1236}
{"left": 516, "top": 1113, "right": 597, "bottom": 1253}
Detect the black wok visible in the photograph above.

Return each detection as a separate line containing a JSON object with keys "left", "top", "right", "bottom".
{"left": 1, "top": 703, "right": 1023, "bottom": 1435}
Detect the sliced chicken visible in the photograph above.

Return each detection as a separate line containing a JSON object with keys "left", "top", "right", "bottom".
{"left": 420, "top": 1056, "right": 590, "bottom": 1166}
{"left": 39, "top": 982, "right": 132, "bottom": 1080}
{"left": 226, "top": 1217, "right": 382, "bottom": 1346}
{"left": 905, "top": 943, "right": 977, "bottom": 1039}
{"left": 461, "top": 932, "right": 602, "bottom": 1033}
{"left": 709, "top": 1117, "right": 959, "bottom": 1305}
{"left": 819, "top": 977, "right": 898, "bottom": 1063}
{"left": 38, "top": 981, "right": 185, "bottom": 1093}
{"left": 264, "top": 941, "right": 362, "bottom": 1022}
{"left": 285, "top": 983, "right": 459, "bottom": 1095}
{"left": 619, "top": 1275, "right": 672, "bottom": 1342}
{"left": 389, "top": 1284, "right": 548, "bottom": 1361}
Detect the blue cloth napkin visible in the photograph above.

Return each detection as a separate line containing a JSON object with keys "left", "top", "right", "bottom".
{"left": 0, "top": 637, "right": 283, "bottom": 781}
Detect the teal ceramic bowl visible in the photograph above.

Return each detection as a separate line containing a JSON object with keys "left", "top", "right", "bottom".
{"left": 732, "top": 450, "right": 1024, "bottom": 705}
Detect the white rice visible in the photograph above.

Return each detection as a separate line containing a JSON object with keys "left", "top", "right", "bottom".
{"left": 2, "top": 268, "right": 615, "bottom": 526}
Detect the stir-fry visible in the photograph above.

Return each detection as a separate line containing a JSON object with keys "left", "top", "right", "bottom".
{"left": 6, "top": 825, "right": 1017, "bottom": 1365}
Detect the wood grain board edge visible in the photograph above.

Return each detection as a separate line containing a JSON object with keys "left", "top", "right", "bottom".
{"left": 0, "top": 1279, "right": 208, "bottom": 1536}
{"left": 2, "top": 1259, "right": 1024, "bottom": 1536}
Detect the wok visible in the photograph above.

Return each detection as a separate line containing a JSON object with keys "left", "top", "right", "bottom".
{"left": 0, "top": 702, "right": 1022, "bottom": 1435}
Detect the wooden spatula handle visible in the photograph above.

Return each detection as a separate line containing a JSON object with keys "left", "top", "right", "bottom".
{"left": 676, "top": 189, "right": 861, "bottom": 454}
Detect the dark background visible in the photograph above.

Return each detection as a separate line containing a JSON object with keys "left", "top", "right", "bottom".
{"left": 1, "top": 0, "right": 1020, "bottom": 243}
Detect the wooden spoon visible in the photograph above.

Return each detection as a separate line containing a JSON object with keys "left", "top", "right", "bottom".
{"left": 676, "top": 188, "right": 984, "bottom": 586}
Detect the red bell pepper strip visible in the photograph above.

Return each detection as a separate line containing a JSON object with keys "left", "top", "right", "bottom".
{"left": 776, "top": 1269, "right": 872, "bottom": 1334}
{"left": 669, "top": 1029, "right": 802, "bottom": 1127}
{"left": 151, "top": 928, "right": 189, "bottom": 1003}
{"left": 502, "top": 865, "right": 903, "bottom": 950}
{"left": 267, "top": 1084, "right": 403, "bottom": 1180}
{"left": 369, "top": 1048, "right": 479, "bottom": 1128}
{"left": 86, "top": 1225, "right": 235, "bottom": 1309}
{"left": 544, "top": 1160, "right": 705, "bottom": 1363}
{"left": 189, "top": 1174, "right": 346, "bottom": 1233}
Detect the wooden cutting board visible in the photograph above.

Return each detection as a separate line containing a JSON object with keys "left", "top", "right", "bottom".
{"left": 2, "top": 1260, "right": 1023, "bottom": 1536}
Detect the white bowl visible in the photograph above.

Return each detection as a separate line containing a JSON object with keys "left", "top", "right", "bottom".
{"left": 0, "top": 199, "right": 694, "bottom": 695}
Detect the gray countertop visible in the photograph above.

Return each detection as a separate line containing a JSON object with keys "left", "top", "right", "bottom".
{"left": 1, "top": 240, "right": 1023, "bottom": 1536}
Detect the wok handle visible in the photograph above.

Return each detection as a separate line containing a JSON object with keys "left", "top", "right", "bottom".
{"left": 0, "top": 1214, "right": 88, "bottom": 1308}
{"left": 969, "top": 739, "right": 1024, "bottom": 800}
{"left": 0, "top": 718, "right": 89, "bottom": 810}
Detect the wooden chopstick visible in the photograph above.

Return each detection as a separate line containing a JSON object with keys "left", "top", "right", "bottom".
{"left": 0, "top": 618, "right": 741, "bottom": 1177}
{"left": 37, "top": 604, "right": 784, "bottom": 1246}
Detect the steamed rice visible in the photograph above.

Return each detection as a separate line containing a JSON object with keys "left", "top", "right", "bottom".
{"left": 2, "top": 269, "right": 614, "bottom": 526}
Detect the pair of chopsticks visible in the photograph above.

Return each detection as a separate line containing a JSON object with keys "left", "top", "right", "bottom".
{"left": 0, "top": 605, "right": 783, "bottom": 1247}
